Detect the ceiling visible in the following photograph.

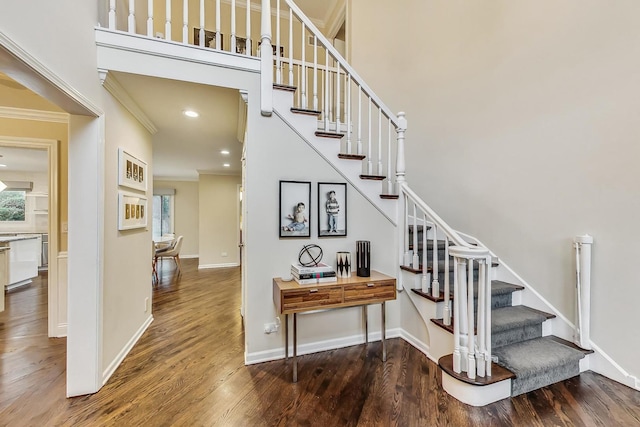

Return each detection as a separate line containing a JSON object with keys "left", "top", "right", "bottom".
{"left": 0, "top": 0, "right": 340, "bottom": 181}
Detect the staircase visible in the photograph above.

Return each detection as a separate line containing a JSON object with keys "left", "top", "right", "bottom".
{"left": 403, "top": 239, "right": 592, "bottom": 405}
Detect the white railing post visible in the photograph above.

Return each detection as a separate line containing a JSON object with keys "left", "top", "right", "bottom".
{"left": 346, "top": 75, "right": 352, "bottom": 153}
{"left": 128, "top": 0, "right": 135, "bottom": 33}
{"left": 260, "top": 0, "right": 273, "bottom": 116}
{"left": 215, "top": 0, "right": 221, "bottom": 49}
{"left": 147, "top": 0, "right": 154, "bottom": 37}
{"left": 412, "top": 204, "right": 419, "bottom": 269}
{"left": 183, "top": 0, "right": 188, "bottom": 44}
{"left": 431, "top": 225, "right": 440, "bottom": 299}
{"left": 574, "top": 234, "right": 593, "bottom": 350}
{"left": 165, "top": 0, "right": 171, "bottom": 40}
{"left": 357, "top": 88, "right": 362, "bottom": 155}
{"left": 300, "top": 23, "right": 307, "bottom": 109}
{"left": 452, "top": 256, "right": 464, "bottom": 373}
{"left": 288, "top": 9, "right": 293, "bottom": 85}
{"left": 109, "top": 0, "right": 116, "bottom": 30}
{"left": 313, "top": 37, "right": 318, "bottom": 110}
{"left": 367, "top": 97, "right": 372, "bottom": 174}
{"left": 485, "top": 255, "right": 492, "bottom": 376}
{"left": 466, "top": 260, "right": 476, "bottom": 379}
{"left": 395, "top": 112, "right": 407, "bottom": 184}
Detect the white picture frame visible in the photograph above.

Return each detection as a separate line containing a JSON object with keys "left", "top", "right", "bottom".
{"left": 118, "top": 148, "right": 147, "bottom": 192}
{"left": 118, "top": 192, "right": 148, "bottom": 230}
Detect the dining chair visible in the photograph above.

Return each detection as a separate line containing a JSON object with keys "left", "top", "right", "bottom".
{"left": 152, "top": 240, "right": 158, "bottom": 284}
{"left": 156, "top": 235, "right": 183, "bottom": 274}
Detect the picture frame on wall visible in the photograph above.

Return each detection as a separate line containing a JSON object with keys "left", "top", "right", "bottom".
{"left": 318, "top": 182, "right": 347, "bottom": 237}
{"left": 279, "top": 180, "right": 311, "bottom": 238}
{"left": 118, "top": 148, "right": 147, "bottom": 192}
{"left": 193, "top": 28, "right": 223, "bottom": 49}
{"left": 118, "top": 192, "right": 148, "bottom": 230}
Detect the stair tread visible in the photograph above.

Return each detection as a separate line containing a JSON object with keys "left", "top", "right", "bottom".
{"left": 439, "top": 354, "right": 516, "bottom": 386}
{"left": 273, "top": 83, "right": 296, "bottom": 92}
{"left": 360, "top": 174, "right": 386, "bottom": 180}
{"left": 338, "top": 153, "right": 366, "bottom": 160}
{"left": 316, "top": 130, "right": 345, "bottom": 139}
{"left": 492, "top": 336, "right": 586, "bottom": 376}
{"left": 492, "top": 306, "right": 555, "bottom": 333}
{"left": 291, "top": 107, "right": 321, "bottom": 116}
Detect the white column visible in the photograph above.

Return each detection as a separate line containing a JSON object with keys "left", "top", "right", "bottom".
{"left": 575, "top": 234, "right": 593, "bottom": 350}
{"left": 260, "top": 0, "right": 273, "bottom": 116}
{"left": 395, "top": 112, "right": 407, "bottom": 184}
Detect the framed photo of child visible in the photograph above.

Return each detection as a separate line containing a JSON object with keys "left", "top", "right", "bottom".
{"left": 318, "top": 182, "right": 347, "bottom": 237}
{"left": 279, "top": 180, "right": 311, "bottom": 238}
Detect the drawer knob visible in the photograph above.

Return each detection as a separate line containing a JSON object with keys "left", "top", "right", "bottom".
{"left": 309, "top": 289, "right": 318, "bottom": 293}
{"left": 367, "top": 283, "right": 375, "bottom": 287}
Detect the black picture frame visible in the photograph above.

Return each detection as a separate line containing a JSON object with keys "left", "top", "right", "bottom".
{"left": 279, "top": 181, "right": 311, "bottom": 238}
{"left": 318, "top": 182, "right": 347, "bottom": 237}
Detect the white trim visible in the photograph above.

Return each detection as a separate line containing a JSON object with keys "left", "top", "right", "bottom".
{"left": 0, "top": 30, "right": 102, "bottom": 117}
{"left": 0, "top": 106, "right": 69, "bottom": 123}
{"left": 588, "top": 342, "right": 640, "bottom": 391}
{"left": 102, "top": 315, "right": 154, "bottom": 385}
{"left": 198, "top": 262, "right": 240, "bottom": 269}
{"left": 441, "top": 369, "right": 511, "bottom": 407}
{"left": 0, "top": 137, "right": 60, "bottom": 338}
{"left": 54, "top": 252, "right": 68, "bottom": 337}
{"left": 99, "top": 71, "right": 158, "bottom": 134}
{"left": 400, "top": 329, "right": 434, "bottom": 363}
{"left": 180, "top": 254, "right": 199, "bottom": 259}
{"left": 245, "top": 328, "right": 402, "bottom": 365}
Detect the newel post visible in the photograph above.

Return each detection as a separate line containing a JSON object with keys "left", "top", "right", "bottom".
{"left": 395, "top": 112, "right": 407, "bottom": 185}
{"left": 260, "top": 0, "right": 273, "bottom": 116}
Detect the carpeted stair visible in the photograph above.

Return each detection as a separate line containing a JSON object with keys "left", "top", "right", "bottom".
{"left": 407, "top": 239, "right": 592, "bottom": 397}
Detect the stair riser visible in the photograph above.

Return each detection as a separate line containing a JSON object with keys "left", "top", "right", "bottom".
{"left": 492, "top": 324, "right": 542, "bottom": 349}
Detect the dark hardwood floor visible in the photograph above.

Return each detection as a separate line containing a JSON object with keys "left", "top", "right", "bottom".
{"left": 1, "top": 259, "right": 639, "bottom": 426}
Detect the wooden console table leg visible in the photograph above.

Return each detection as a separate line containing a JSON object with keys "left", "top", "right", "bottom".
{"left": 381, "top": 301, "right": 387, "bottom": 362}
{"left": 293, "top": 313, "right": 298, "bottom": 383}
{"left": 285, "top": 313, "right": 289, "bottom": 359}
{"left": 363, "top": 305, "right": 369, "bottom": 344}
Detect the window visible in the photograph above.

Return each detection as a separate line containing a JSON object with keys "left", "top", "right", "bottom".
{"left": 0, "top": 190, "right": 26, "bottom": 221}
{"left": 152, "top": 194, "right": 174, "bottom": 240}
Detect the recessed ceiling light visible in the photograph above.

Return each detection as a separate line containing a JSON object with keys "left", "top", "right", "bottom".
{"left": 223, "top": 163, "right": 230, "bottom": 167}
{"left": 0, "top": 164, "right": 6, "bottom": 167}
{"left": 183, "top": 110, "right": 199, "bottom": 118}
{"left": 220, "top": 150, "right": 230, "bottom": 155}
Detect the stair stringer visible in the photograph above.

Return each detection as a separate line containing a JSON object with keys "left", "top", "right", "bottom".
{"left": 272, "top": 89, "right": 398, "bottom": 225}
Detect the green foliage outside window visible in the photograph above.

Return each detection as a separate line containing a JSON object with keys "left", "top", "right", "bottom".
{"left": 0, "top": 191, "right": 26, "bottom": 221}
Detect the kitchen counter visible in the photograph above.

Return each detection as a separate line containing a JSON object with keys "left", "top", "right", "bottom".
{"left": 0, "top": 235, "right": 40, "bottom": 290}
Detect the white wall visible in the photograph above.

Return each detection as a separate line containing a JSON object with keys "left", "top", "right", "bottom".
{"left": 198, "top": 173, "right": 241, "bottom": 267}
{"left": 348, "top": 0, "right": 640, "bottom": 380}
{"left": 153, "top": 179, "right": 199, "bottom": 257}
{"left": 244, "top": 100, "right": 400, "bottom": 362}
{"left": 102, "top": 89, "right": 153, "bottom": 373}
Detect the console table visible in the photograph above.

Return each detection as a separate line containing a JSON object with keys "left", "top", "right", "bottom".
{"left": 273, "top": 270, "right": 396, "bottom": 382}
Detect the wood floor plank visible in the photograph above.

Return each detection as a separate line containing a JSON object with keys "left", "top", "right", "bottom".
{"left": 1, "top": 260, "right": 639, "bottom": 426}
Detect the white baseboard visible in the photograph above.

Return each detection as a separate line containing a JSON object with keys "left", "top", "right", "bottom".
{"left": 245, "top": 327, "right": 402, "bottom": 365}
{"left": 198, "top": 262, "right": 240, "bottom": 269}
{"left": 181, "top": 254, "right": 199, "bottom": 259}
{"left": 102, "top": 315, "right": 153, "bottom": 385}
{"left": 400, "top": 329, "right": 435, "bottom": 363}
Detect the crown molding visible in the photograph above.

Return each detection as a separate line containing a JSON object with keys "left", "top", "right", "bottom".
{"left": 99, "top": 69, "right": 158, "bottom": 135}
{"left": 0, "top": 106, "right": 69, "bottom": 123}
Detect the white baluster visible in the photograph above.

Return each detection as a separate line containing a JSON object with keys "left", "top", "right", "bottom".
{"left": 109, "top": 0, "right": 116, "bottom": 30}
{"left": 346, "top": 75, "right": 352, "bottom": 153}
{"left": 183, "top": 0, "right": 188, "bottom": 43}
{"left": 458, "top": 257, "right": 468, "bottom": 373}
{"left": 147, "top": 0, "right": 154, "bottom": 37}
{"left": 477, "top": 259, "right": 487, "bottom": 377}
{"left": 452, "top": 256, "right": 462, "bottom": 373}
{"left": 198, "top": 0, "right": 205, "bottom": 46}
{"left": 431, "top": 225, "right": 440, "bottom": 299}
{"left": 324, "top": 50, "right": 330, "bottom": 129}
{"left": 378, "top": 108, "right": 383, "bottom": 175}
{"left": 329, "top": 62, "right": 333, "bottom": 127}
{"left": 276, "top": 0, "right": 281, "bottom": 83}
{"left": 395, "top": 112, "right": 407, "bottom": 184}
{"left": 443, "top": 236, "right": 451, "bottom": 325}
{"left": 301, "top": 23, "right": 307, "bottom": 109}
{"left": 367, "top": 97, "right": 372, "bottom": 174}
{"left": 387, "top": 118, "right": 392, "bottom": 194}
{"left": 412, "top": 204, "right": 419, "bottom": 270}
{"left": 485, "top": 255, "right": 492, "bottom": 376}
{"left": 403, "top": 197, "right": 410, "bottom": 266}
{"left": 336, "top": 63, "right": 341, "bottom": 133}
{"left": 246, "top": 0, "right": 251, "bottom": 55}
{"left": 165, "top": 0, "right": 171, "bottom": 40}
{"left": 575, "top": 234, "right": 594, "bottom": 350}
{"left": 215, "top": 0, "right": 221, "bottom": 49}
{"left": 357, "top": 87, "right": 362, "bottom": 155}
{"left": 128, "top": 0, "right": 135, "bottom": 33}
{"left": 466, "top": 260, "right": 476, "bottom": 379}
{"left": 231, "top": 0, "right": 236, "bottom": 53}
{"left": 296, "top": 66, "right": 300, "bottom": 107}
{"left": 288, "top": 9, "right": 293, "bottom": 85}
{"left": 421, "top": 213, "right": 429, "bottom": 293}
{"left": 312, "top": 37, "right": 318, "bottom": 111}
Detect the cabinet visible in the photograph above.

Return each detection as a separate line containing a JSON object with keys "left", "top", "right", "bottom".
{"left": 273, "top": 270, "right": 396, "bottom": 382}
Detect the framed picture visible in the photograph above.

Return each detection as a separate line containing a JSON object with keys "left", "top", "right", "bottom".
{"left": 280, "top": 180, "right": 311, "bottom": 238}
{"left": 118, "top": 192, "right": 148, "bottom": 230}
{"left": 235, "top": 36, "right": 249, "bottom": 55}
{"left": 118, "top": 148, "right": 147, "bottom": 192}
{"left": 318, "top": 182, "right": 347, "bottom": 237}
{"left": 193, "top": 28, "right": 223, "bottom": 49}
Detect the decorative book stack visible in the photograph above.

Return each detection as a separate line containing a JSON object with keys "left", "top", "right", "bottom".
{"left": 291, "top": 262, "right": 337, "bottom": 285}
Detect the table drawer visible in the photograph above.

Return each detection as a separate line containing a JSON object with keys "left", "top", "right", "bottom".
{"left": 344, "top": 281, "right": 396, "bottom": 303}
{"left": 282, "top": 286, "right": 343, "bottom": 311}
